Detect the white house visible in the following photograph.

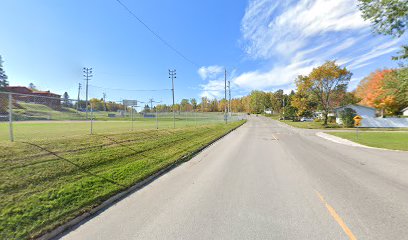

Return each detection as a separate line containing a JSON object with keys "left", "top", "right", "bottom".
{"left": 402, "top": 107, "right": 408, "bottom": 116}
{"left": 334, "top": 104, "right": 376, "bottom": 124}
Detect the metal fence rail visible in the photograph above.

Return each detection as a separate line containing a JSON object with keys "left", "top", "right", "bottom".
{"left": 0, "top": 91, "right": 245, "bottom": 142}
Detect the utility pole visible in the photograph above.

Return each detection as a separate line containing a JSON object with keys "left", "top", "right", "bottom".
{"left": 169, "top": 69, "right": 176, "bottom": 128}
{"left": 83, "top": 67, "right": 93, "bottom": 119}
{"left": 149, "top": 98, "right": 153, "bottom": 111}
{"left": 283, "top": 98, "right": 286, "bottom": 120}
{"left": 224, "top": 68, "right": 227, "bottom": 124}
{"left": 103, "top": 92, "right": 107, "bottom": 111}
{"left": 228, "top": 80, "right": 231, "bottom": 117}
{"left": 77, "top": 83, "right": 81, "bottom": 111}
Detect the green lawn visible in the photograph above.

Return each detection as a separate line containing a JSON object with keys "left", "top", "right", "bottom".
{"left": 328, "top": 132, "right": 408, "bottom": 151}
{"left": 278, "top": 119, "right": 340, "bottom": 129}
{"left": 0, "top": 121, "right": 245, "bottom": 239}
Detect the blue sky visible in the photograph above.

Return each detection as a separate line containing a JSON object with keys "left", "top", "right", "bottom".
{"left": 1, "top": 0, "right": 406, "bottom": 105}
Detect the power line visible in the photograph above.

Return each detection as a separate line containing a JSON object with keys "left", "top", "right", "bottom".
{"left": 114, "top": 0, "right": 199, "bottom": 68}
{"left": 88, "top": 84, "right": 171, "bottom": 92}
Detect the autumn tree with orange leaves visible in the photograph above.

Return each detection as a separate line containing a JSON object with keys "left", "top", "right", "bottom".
{"left": 355, "top": 69, "right": 404, "bottom": 116}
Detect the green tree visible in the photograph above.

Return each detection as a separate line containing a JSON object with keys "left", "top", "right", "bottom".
{"left": 0, "top": 55, "right": 8, "bottom": 91}
{"left": 28, "top": 83, "right": 37, "bottom": 90}
{"left": 200, "top": 97, "right": 209, "bottom": 112}
{"left": 339, "top": 108, "right": 357, "bottom": 128}
{"left": 270, "top": 90, "right": 284, "bottom": 114}
{"left": 382, "top": 68, "right": 408, "bottom": 113}
{"left": 249, "top": 90, "right": 267, "bottom": 113}
{"left": 358, "top": 0, "right": 408, "bottom": 60}
{"left": 190, "top": 98, "right": 197, "bottom": 110}
{"left": 180, "top": 99, "right": 191, "bottom": 111}
{"left": 143, "top": 104, "right": 150, "bottom": 113}
{"left": 62, "top": 92, "right": 70, "bottom": 107}
{"left": 293, "top": 75, "right": 318, "bottom": 117}
{"left": 209, "top": 98, "right": 219, "bottom": 112}
{"left": 0, "top": 55, "right": 9, "bottom": 113}
{"left": 358, "top": 0, "right": 408, "bottom": 37}
{"left": 297, "top": 61, "right": 352, "bottom": 125}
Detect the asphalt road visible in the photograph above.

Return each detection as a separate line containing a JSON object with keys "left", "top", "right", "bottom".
{"left": 61, "top": 116, "right": 408, "bottom": 240}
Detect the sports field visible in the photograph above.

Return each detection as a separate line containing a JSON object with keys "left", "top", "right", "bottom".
{"left": 0, "top": 113, "right": 243, "bottom": 142}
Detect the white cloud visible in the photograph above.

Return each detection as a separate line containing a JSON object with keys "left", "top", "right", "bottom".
{"left": 347, "top": 39, "right": 400, "bottom": 70}
{"left": 241, "top": 0, "right": 369, "bottom": 59}
{"left": 233, "top": 61, "right": 316, "bottom": 90}
{"left": 230, "top": 0, "right": 400, "bottom": 92}
{"left": 197, "top": 0, "right": 400, "bottom": 97}
{"left": 198, "top": 65, "right": 224, "bottom": 80}
{"left": 199, "top": 79, "right": 225, "bottom": 99}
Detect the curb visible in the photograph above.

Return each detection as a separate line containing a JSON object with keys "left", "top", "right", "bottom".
{"left": 316, "top": 131, "right": 407, "bottom": 152}
{"left": 37, "top": 121, "right": 246, "bottom": 240}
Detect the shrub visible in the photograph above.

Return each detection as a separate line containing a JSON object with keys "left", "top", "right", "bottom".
{"left": 339, "top": 108, "right": 357, "bottom": 127}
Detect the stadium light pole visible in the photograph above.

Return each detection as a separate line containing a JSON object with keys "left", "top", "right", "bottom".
{"left": 169, "top": 69, "right": 176, "bottom": 128}
{"left": 83, "top": 67, "right": 93, "bottom": 119}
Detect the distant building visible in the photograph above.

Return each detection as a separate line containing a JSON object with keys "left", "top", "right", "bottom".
{"left": 264, "top": 108, "right": 272, "bottom": 114}
{"left": 402, "top": 107, "right": 408, "bottom": 116}
{"left": 334, "top": 104, "right": 376, "bottom": 124}
{"left": 5, "top": 86, "right": 61, "bottom": 109}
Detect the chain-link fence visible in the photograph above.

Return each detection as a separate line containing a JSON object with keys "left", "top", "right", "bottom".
{"left": 0, "top": 91, "right": 246, "bottom": 142}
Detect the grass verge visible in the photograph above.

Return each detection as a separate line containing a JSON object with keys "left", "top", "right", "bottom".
{"left": 278, "top": 119, "right": 340, "bottom": 129}
{"left": 328, "top": 132, "right": 408, "bottom": 151}
{"left": 0, "top": 121, "right": 245, "bottom": 239}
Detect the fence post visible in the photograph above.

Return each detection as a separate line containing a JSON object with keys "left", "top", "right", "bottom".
{"left": 8, "top": 93, "right": 14, "bottom": 142}
{"left": 90, "top": 103, "right": 93, "bottom": 135}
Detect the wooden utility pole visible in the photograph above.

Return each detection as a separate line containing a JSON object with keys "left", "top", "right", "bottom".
{"left": 169, "top": 69, "right": 176, "bottom": 128}
{"left": 83, "top": 67, "right": 93, "bottom": 119}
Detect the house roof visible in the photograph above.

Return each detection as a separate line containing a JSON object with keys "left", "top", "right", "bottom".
{"left": 334, "top": 104, "right": 376, "bottom": 111}
{"left": 402, "top": 106, "right": 408, "bottom": 112}
{"left": 5, "top": 86, "right": 32, "bottom": 91}
{"left": 6, "top": 86, "right": 61, "bottom": 96}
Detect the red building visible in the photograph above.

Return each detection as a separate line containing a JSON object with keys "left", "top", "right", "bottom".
{"left": 5, "top": 86, "right": 61, "bottom": 109}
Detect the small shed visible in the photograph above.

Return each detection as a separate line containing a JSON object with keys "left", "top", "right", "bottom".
{"left": 334, "top": 104, "right": 376, "bottom": 124}
{"left": 402, "top": 107, "right": 408, "bottom": 116}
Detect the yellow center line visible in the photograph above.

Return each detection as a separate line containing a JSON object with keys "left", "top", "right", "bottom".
{"left": 315, "top": 191, "right": 357, "bottom": 240}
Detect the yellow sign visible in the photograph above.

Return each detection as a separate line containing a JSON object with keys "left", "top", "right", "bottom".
{"left": 353, "top": 116, "right": 363, "bottom": 120}
{"left": 353, "top": 115, "right": 362, "bottom": 127}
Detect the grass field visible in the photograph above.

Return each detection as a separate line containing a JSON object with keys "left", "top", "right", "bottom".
{"left": 328, "top": 132, "right": 408, "bottom": 151}
{"left": 0, "top": 114, "right": 240, "bottom": 141}
{"left": 0, "top": 121, "right": 245, "bottom": 239}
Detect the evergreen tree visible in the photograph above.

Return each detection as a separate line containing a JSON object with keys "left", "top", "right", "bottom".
{"left": 28, "top": 83, "right": 37, "bottom": 90}
{"left": 62, "top": 92, "right": 71, "bottom": 107}
{"left": 0, "top": 55, "right": 8, "bottom": 91}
